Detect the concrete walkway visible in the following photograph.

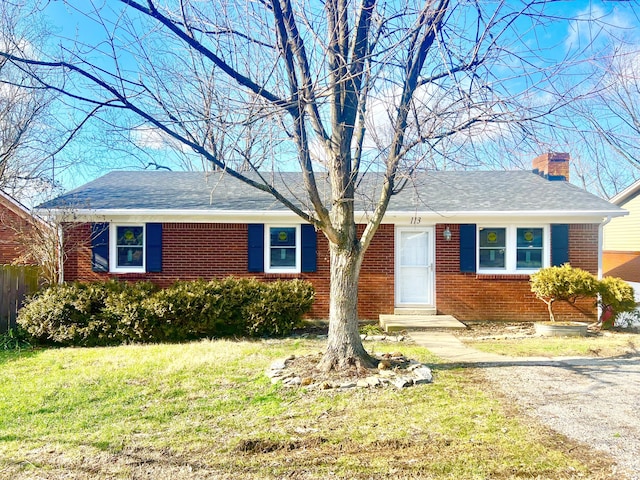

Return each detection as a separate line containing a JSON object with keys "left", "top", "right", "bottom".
{"left": 409, "top": 331, "right": 571, "bottom": 365}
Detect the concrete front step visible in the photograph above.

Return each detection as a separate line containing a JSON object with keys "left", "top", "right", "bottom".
{"left": 394, "top": 308, "right": 437, "bottom": 316}
{"left": 379, "top": 314, "right": 466, "bottom": 333}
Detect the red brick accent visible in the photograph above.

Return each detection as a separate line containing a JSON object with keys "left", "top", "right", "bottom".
{"left": 532, "top": 152, "right": 570, "bottom": 181}
{"left": 62, "top": 222, "right": 395, "bottom": 320}
{"left": 603, "top": 251, "right": 640, "bottom": 282}
{"left": 435, "top": 223, "right": 599, "bottom": 322}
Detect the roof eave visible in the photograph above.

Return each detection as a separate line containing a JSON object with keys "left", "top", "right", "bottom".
{"left": 610, "top": 180, "right": 640, "bottom": 205}
{"left": 38, "top": 207, "right": 627, "bottom": 223}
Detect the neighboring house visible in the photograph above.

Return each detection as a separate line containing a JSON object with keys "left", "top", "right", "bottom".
{"left": 603, "top": 179, "right": 640, "bottom": 283}
{"left": 39, "top": 153, "right": 625, "bottom": 323}
{"left": 0, "top": 190, "right": 39, "bottom": 264}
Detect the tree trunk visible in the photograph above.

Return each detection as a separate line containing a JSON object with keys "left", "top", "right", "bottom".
{"left": 317, "top": 240, "right": 377, "bottom": 372}
{"left": 547, "top": 298, "right": 556, "bottom": 322}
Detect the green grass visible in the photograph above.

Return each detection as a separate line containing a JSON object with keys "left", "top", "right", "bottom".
{"left": 463, "top": 332, "right": 640, "bottom": 358}
{"left": 0, "top": 339, "right": 613, "bottom": 479}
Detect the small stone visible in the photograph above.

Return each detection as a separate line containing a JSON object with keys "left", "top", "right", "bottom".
{"left": 378, "top": 360, "right": 392, "bottom": 370}
{"left": 283, "top": 376, "right": 302, "bottom": 386}
{"left": 339, "top": 382, "right": 357, "bottom": 389}
{"left": 412, "top": 366, "right": 433, "bottom": 384}
{"left": 269, "top": 359, "right": 288, "bottom": 370}
{"left": 320, "top": 381, "right": 333, "bottom": 390}
{"left": 392, "top": 377, "right": 414, "bottom": 389}
{"left": 356, "top": 379, "right": 370, "bottom": 388}
{"left": 366, "top": 376, "right": 382, "bottom": 387}
{"left": 378, "top": 369, "right": 395, "bottom": 378}
{"left": 265, "top": 369, "right": 282, "bottom": 378}
{"left": 301, "top": 377, "right": 313, "bottom": 386}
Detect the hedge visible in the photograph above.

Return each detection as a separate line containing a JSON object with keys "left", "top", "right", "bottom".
{"left": 18, "top": 278, "right": 314, "bottom": 346}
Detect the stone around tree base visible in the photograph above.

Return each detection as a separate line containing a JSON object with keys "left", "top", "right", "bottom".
{"left": 534, "top": 322, "right": 589, "bottom": 337}
{"left": 266, "top": 353, "right": 433, "bottom": 391}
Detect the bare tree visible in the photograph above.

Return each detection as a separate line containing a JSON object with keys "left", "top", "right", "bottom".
{"left": 0, "top": 0, "right": 621, "bottom": 369}
{"left": 560, "top": 42, "right": 640, "bottom": 198}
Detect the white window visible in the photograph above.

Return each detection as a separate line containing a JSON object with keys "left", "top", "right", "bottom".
{"left": 477, "top": 225, "right": 548, "bottom": 274}
{"left": 110, "top": 224, "right": 145, "bottom": 273}
{"left": 264, "top": 225, "right": 301, "bottom": 273}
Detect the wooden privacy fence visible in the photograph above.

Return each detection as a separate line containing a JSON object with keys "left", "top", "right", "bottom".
{"left": 0, "top": 265, "right": 41, "bottom": 333}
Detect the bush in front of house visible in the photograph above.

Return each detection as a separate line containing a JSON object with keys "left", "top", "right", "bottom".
{"left": 597, "top": 276, "right": 637, "bottom": 329}
{"left": 17, "top": 280, "right": 159, "bottom": 346}
{"left": 18, "top": 278, "right": 315, "bottom": 346}
{"left": 243, "top": 279, "right": 315, "bottom": 336}
{"left": 530, "top": 264, "right": 637, "bottom": 325}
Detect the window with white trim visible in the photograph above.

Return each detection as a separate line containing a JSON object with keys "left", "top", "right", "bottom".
{"left": 265, "top": 225, "right": 301, "bottom": 273}
{"left": 477, "top": 225, "right": 548, "bottom": 274}
{"left": 110, "top": 224, "right": 145, "bottom": 273}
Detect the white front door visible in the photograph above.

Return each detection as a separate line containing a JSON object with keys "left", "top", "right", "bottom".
{"left": 396, "top": 227, "right": 434, "bottom": 306}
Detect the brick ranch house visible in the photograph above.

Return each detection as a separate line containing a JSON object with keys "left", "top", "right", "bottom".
{"left": 39, "top": 154, "right": 625, "bottom": 323}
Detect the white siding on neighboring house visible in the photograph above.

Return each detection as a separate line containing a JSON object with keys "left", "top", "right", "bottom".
{"left": 603, "top": 192, "right": 640, "bottom": 251}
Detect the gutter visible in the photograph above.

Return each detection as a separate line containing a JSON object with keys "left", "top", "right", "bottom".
{"left": 598, "top": 215, "right": 613, "bottom": 280}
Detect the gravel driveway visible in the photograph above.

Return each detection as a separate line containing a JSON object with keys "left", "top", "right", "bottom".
{"left": 482, "top": 356, "right": 640, "bottom": 479}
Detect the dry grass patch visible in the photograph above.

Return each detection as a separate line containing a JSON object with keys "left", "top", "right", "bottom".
{"left": 0, "top": 338, "right": 620, "bottom": 479}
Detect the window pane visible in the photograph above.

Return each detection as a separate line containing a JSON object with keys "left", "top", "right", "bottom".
{"left": 270, "top": 247, "right": 296, "bottom": 267}
{"left": 517, "top": 228, "right": 543, "bottom": 248}
{"left": 479, "top": 228, "right": 505, "bottom": 248}
{"left": 270, "top": 227, "right": 296, "bottom": 247}
{"left": 517, "top": 249, "right": 542, "bottom": 268}
{"left": 117, "top": 246, "right": 143, "bottom": 267}
{"left": 479, "top": 248, "right": 505, "bottom": 268}
{"left": 117, "top": 226, "right": 143, "bottom": 246}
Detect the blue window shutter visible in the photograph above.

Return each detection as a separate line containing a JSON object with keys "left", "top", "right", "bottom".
{"left": 301, "top": 224, "right": 317, "bottom": 273}
{"left": 248, "top": 224, "right": 264, "bottom": 272}
{"left": 459, "top": 224, "right": 477, "bottom": 273}
{"left": 146, "top": 223, "right": 163, "bottom": 272}
{"left": 551, "top": 224, "right": 569, "bottom": 266}
{"left": 91, "top": 223, "right": 109, "bottom": 272}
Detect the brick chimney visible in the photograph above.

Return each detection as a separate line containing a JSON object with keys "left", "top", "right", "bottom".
{"left": 532, "top": 152, "right": 570, "bottom": 181}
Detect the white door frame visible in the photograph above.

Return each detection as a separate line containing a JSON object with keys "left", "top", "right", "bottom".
{"left": 395, "top": 226, "right": 435, "bottom": 307}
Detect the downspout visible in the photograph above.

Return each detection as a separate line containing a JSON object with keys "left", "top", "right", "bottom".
{"left": 597, "top": 215, "right": 613, "bottom": 323}
{"left": 57, "top": 222, "right": 64, "bottom": 284}
{"left": 598, "top": 215, "right": 612, "bottom": 281}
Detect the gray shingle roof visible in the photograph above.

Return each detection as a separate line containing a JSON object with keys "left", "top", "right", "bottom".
{"left": 38, "top": 170, "right": 622, "bottom": 215}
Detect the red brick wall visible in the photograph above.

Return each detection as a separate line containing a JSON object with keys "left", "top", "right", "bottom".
{"left": 0, "top": 204, "right": 33, "bottom": 264}
{"left": 62, "top": 222, "right": 395, "bottom": 320}
{"left": 435, "top": 223, "right": 599, "bottom": 322}
{"left": 63, "top": 220, "right": 600, "bottom": 322}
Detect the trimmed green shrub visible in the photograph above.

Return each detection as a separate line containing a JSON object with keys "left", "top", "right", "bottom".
{"left": 597, "top": 277, "right": 637, "bottom": 328}
{"left": 18, "top": 280, "right": 158, "bottom": 346}
{"left": 531, "top": 265, "right": 637, "bottom": 326}
{"left": 18, "top": 277, "right": 315, "bottom": 346}
{"left": 530, "top": 264, "right": 599, "bottom": 322}
{"left": 243, "top": 279, "right": 315, "bottom": 336}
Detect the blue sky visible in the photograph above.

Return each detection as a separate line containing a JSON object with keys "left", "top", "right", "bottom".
{"left": 31, "top": 0, "right": 640, "bottom": 197}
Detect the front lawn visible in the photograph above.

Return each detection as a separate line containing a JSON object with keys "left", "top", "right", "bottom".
{"left": 457, "top": 323, "right": 640, "bottom": 358}
{"left": 0, "top": 338, "right": 615, "bottom": 479}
